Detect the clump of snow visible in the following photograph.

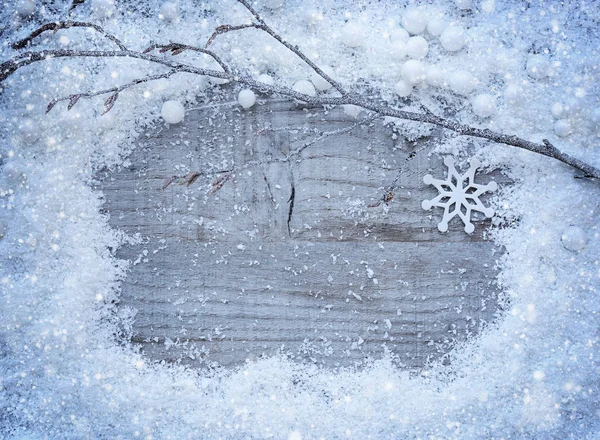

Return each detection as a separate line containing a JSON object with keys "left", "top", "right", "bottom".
{"left": 257, "top": 73, "right": 275, "bottom": 86}
{"left": 390, "top": 27, "right": 409, "bottom": 44}
{"left": 310, "top": 66, "right": 335, "bottom": 91}
{"left": 405, "top": 36, "right": 429, "bottom": 59}
{"left": 401, "top": 60, "right": 426, "bottom": 85}
{"left": 238, "top": 89, "right": 256, "bottom": 109}
{"left": 15, "top": 0, "right": 36, "bottom": 17}
{"left": 91, "top": 0, "right": 116, "bottom": 19}
{"left": 292, "top": 79, "right": 317, "bottom": 97}
{"left": 161, "top": 100, "right": 185, "bottom": 124}
{"left": 159, "top": 2, "right": 179, "bottom": 22}
{"left": 426, "top": 65, "right": 445, "bottom": 87}
{"left": 447, "top": 69, "right": 477, "bottom": 95}
{"left": 471, "top": 93, "right": 497, "bottom": 118}
{"left": 427, "top": 16, "right": 447, "bottom": 37}
{"left": 561, "top": 226, "right": 587, "bottom": 252}
{"left": 551, "top": 102, "right": 564, "bottom": 119}
{"left": 526, "top": 54, "right": 551, "bottom": 79}
{"left": 394, "top": 79, "right": 412, "bottom": 97}
{"left": 440, "top": 25, "right": 466, "bottom": 52}
{"left": 454, "top": 0, "right": 472, "bottom": 10}
{"left": 401, "top": 8, "right": 428, "bottom": 35}
{"left": 553, "top": 119, "right": 571, "bottom": 137}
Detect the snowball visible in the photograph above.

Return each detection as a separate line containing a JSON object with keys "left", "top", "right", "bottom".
{"left": 161, "top": 100, "right": 185, "bottom": 124}
{"left": 455, "top": 0, "right": 472, "bottom": 9}
{"left": 2, "top": 160, "right": 25, "bottom": 183}
{"left": 257, "top": 74, "right": 274, "bottom": 86}
{"left": 481, "top": 0, "right": 495, "bottom": 13}
{"left": 390, "top": 28, "right": 410, "bottom": 44}
{"left": 553, "top": 119, "right": 571, "bottom": 137}
{"left": 590, "top": 107, "right": 600, "bottom": 125}
{"left": 440, "top": 26, "right": 466, "bottom": 52}
{"left": 526, "top": 54, "right": 551, "bottom": 79}
{"left": 159, "top": 2, "right": 178, "bottom": 22}
{"left": 16, "top": 0, "right": 36, "bottom": 17}
{"left": 401, "top": 60, "right": 426, "bottom": 85}
{"left": 209, "top": 76, "right": 230, "bottom": 85}
{"left": 238, "top": 89, "right": 256, "bottom": 109}
{"left": 311, "top": 66, "right": 335, "bottom": 92}
{"left": 343, "top": 105, "right": 362, "bottom": 118}
{"left": 448, "top": 70, "right": 477, "bottom": 95}
{"left": 427, "top": 17, "right": 447, "bottom": 37}
{"left": 426, "top": 66, "right": 445, "bottom": 87}
{"left": 471, "top": 94, "right": 496, "bottom": 118}
{"left": 504, "top": 84, "right": 524, "bottom": 105}
{"left": 402, "top": 8, "right": 428, "bottom": 35}
{"left": 551, "top": 103, "right": 563, "bottom": 119}
{"left": 394, "top": 80, "right": 413, "bottom": 98}
{"left": 405, "top": 36, "right": 429, "bottom": 59}
{"left": 342, "top": 22, "right": 364, "bottom": 48}
{"left": 292, "top": 80, "right": 317, "bottom": 98}
{"left": 561, "top": 226, "right": 586, "bottom": 252}
{"left": 91, "top": 0, "right": 116, "bottom": 19}
{"left": 18, "top": 118, "right": 40, "bottom": 141}
{"left": 262, "top": 0, "right": 283, "bottom": 9}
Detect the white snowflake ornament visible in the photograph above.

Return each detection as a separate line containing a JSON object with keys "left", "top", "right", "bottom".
{"left": 422, "top": 157, "right": 497, "bottom": 233}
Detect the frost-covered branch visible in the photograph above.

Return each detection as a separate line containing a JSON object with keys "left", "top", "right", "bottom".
{"left": 1, "top": 11, "right": 599, "bottom": 180}
{"left": 143, "top": 42, "right": 230, "bottom": 73}
{"left": 11, "top": 21, "right": 127, "bottom": 51}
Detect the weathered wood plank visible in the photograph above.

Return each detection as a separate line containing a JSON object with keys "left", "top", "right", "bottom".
{"left": 98, "top": 95, "right": 508, "bottom": 369}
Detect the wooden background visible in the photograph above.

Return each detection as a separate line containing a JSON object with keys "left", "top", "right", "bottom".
{"left": 98, "top": 94, "right": 508, "bottom": 369}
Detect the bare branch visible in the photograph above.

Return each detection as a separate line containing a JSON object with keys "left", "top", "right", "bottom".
{"left": 205, "top": 24, "right": 264, "bottom": 48}
{"left": 144, "top": 42, "right": 230, "bottom": 73}
{"left": 12, "top": 21, "right": 127, "bottom": 51}
{"left": 234, "top": 0, "right": 347, "bottom": 96}
{"left": 47, "top": 70, "right": 178, "bottom": 113}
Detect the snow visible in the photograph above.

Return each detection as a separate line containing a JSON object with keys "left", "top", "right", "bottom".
{"left": 237, "top": 89, "right": 256, "bottom": 109}
{"left": 159, "top": 2, "right": 179, "bottom": 22}
{"left": 401, "top": 8, "right": 428, "bottom": 35}
{"left": 401, "top": 60, "right": 426, "bottom": 85}
{"left": 554, "top": 119, "right": 571, "bottom": 137}
{"left": 471, "top": 93, "right": 497, "bottom": 118}
{"left": 1, "top": 0, "right": 600, "bottom": 438}
{"left": 15, "top": 0, "right": 36, "bottom": 17}
{"left": 427, "top": 16, "right": 447, "bottom": 37}
{"left": 394, "top": 79, "right": 412, "bottom": 98}
{"left": 440, "top": 25, "right": 466, "bottom": 52}
{"left": 292, "top": 79, "right": 317, "bottom": 97}
{"left": 91, "top": 0, "right": 116, "bottom": 19}
{"left": 310, "top": 65, "right": 335, "bottom": 91}
{"left": 160, "top": 100, "right": 185, "bottom": 124}
{"left": 257, "top": 73, "right": 275, "bottom": 86}
{"left": 454, "top": 0, "right": 472, "bottom": 10}
{"left": 551, "top": 102, "right": 564, "bottom": 119}
{"left": 447, "top": 69, "right": 477, "bottom": 95}
{"left": 561, "top": 226, "right": 587, "bottom": 252}
{"left": 405, "top": 36, "right": 429, "bottom": 60}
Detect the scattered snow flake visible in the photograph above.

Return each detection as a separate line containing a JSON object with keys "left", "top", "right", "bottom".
{"left": 422, "top": 157, "right": 497, "bottom": 233}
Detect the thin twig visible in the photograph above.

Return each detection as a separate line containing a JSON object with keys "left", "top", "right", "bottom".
{"left": 12, "top": 21, "right": 127, "bottom": 51}
{"left": 205, "top": 24, "right": 264, "bottom": 47}
{"left": 144, "top": 42, "right": 230, "bottom": 73}
{"left": 46, "top": 70, "right": 178, "bottom": 113}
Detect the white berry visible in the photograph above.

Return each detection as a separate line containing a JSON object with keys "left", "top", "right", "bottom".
{"left": 561, "top": 226, "right": 586, "bottom": 252}
{"left": 292, "top": 80, "right": 317, "bottom": 97}
{"left": 394, "top": 80, "right": 413, "bottom": 98}
{"left": 257, "top": 74, "right": 274, "bottom": 86}
{"left": 238, "top": 89, "right": 256, "bottom": 109}
{"left": 427, "top": 17, "right": 447, "bottom": 36}
{"left": 440, "top": 26, "right": 466, "bottom": 52}
{"left": 471, "top": 94, "right": 496, "bottom": 118}
{"left": 405, "top": 36, "right": 429, "bottom": 59}
{"left": 554, "top": 119, "right": 571, "bottom": 137}
{"left": 551, "top": 103, "right": 563, "bottom": 119}
{"left": 448, "top": 70, "right": 477, "bottom": 95}
{"left": 311, "top": 66, "right": 335, "bottom": 92}
{"left": 426, "top": 66, "right": 445, "bottom": 87}
{"left": 402, "top": 8, "right": 428, "bottom": 35}
{"left": 401, "top": 60, "right": 426, "bottom": 85}
{"left": 161, "top": 100, "right": 185, "bottom": 124}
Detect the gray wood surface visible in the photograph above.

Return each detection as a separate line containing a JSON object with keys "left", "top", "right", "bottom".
{"left": 98, "top": 94, "right": 509, "bottom": 369}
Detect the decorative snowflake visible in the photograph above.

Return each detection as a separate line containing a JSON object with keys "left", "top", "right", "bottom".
{"left": 422, "top": 157, "right": 497, "bottom": 233}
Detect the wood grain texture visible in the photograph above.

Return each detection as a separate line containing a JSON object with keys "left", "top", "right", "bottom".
{"left": 98, "top": 95, "right": 509, "bottom": 369}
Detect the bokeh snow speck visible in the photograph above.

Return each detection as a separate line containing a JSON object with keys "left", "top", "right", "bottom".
{"left": 0, "top": 0, "right": 599, "bottom": 438}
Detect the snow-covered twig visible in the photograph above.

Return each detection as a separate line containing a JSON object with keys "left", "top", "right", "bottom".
{"left": 1, "top": 12, "right": 599, "bottom": 181}
{"left": 143, "top": 42, "right": 230, "bottom": 73}
{"left": 11, "top": 21, "right": 127, "bottom": 51}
